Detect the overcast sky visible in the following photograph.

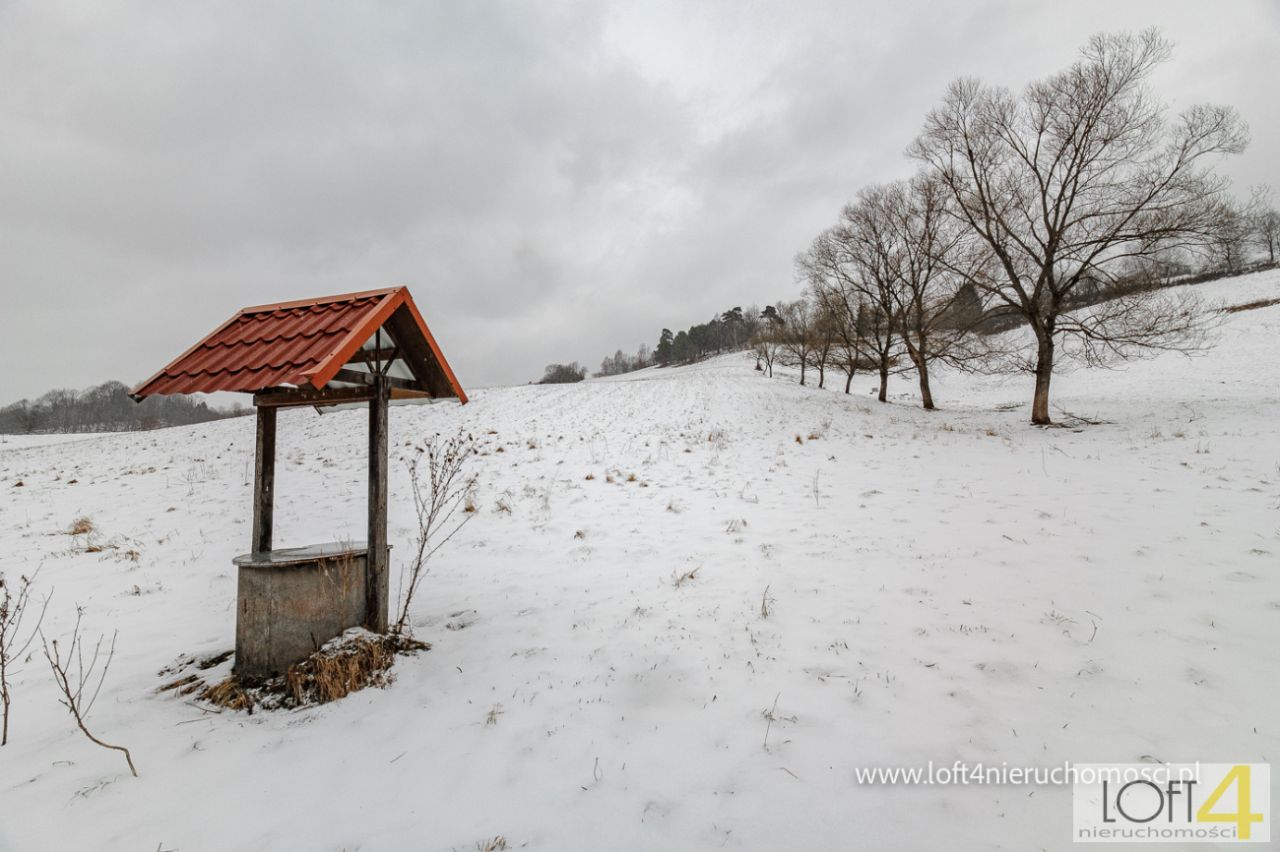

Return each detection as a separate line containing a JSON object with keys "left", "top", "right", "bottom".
{"left": 2, "top": 0, "right": 1277, "bottom": 403}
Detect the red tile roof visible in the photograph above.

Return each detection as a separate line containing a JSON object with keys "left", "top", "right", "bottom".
{"left": 130, "top": 287, "right": 467, "bottom": 402}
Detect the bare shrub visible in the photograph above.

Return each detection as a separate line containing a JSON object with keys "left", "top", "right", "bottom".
{"left": 41, "top": 608, "right": 136, "bottom": 776}
{"left": 394, "top": 433, "right": 479, "bottom": 636}
{"left": 1, "top": 569, "right": 49, "bottom": 745}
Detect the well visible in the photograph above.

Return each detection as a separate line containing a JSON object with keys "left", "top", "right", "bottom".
{"left": 232, "top": 543, "right": 371, "bottom": 677}
{"left": 128, "top": 287, "right": 467, "bottom": 676}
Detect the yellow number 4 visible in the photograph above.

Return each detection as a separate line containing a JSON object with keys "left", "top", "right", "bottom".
{"left": 1197, "top": 765, "right": 1264, "bottom": 840}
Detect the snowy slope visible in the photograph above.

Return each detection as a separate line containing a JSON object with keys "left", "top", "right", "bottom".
{"left": 1, "top": 271, "right": 1278, "bottom": 851}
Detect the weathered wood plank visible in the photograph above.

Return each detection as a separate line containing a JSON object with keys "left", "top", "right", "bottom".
{"left": 251, "top": 406, "right": 276, "bottom": 553}
{"left": 387, "top": 305, "right": 455, "bottom": 397}
{"left": 253, "top": 387, "right": 375, "bottom": 408}
{"left": 366, "top": 374, "right": 390, "bottom": 633}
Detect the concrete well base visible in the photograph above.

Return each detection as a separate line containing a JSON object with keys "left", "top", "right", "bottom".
{"left": 232, "top": 542, "right": 368, "bottom": 677}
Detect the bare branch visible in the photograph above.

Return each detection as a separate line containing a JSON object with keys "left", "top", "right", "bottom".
{"left": 40, "top": 609, "right": 136, "bottom": 776}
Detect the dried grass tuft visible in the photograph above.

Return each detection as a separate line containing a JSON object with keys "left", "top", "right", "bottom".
{"left": 286, "top": 634, "right": 394, "bottom": 705}
{"left": 200, "top": 678, "right": 255, "bottom": 711}
{"left": 68, "top": 516, "right": 95, "bottom": 536}
{"left": 671, "top": 566, "right": 701, "bottom": 588}
{"left": 198, "top": 632, "right": 428, "bottom": 713}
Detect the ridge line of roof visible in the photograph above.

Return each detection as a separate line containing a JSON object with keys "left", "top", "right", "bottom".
{"left": 238, "top": 287, "right": 402, "bottom": 315}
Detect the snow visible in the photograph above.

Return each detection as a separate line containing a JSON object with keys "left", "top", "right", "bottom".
{"left": 1, "top": 271, "right": 1278, "bottom": 851}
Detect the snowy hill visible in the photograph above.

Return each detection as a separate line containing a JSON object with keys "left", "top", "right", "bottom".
{"left": 2, "top": 271, "right": 1278, "bottom": 851}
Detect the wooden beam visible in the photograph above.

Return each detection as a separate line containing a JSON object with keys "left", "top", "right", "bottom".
{"left": 251, "top": 407, "right": 276, "bottom": 553}
{"left": 345, "top": 346, "right": 399, "bottom": 366}
{"left": 366, "top": 374, "right": 390, "bottom": 633}
{"left": 332, "top": 368, "right": 422, "bottom": 391}
{"left": 332, "top": 368, "right": 374, "bottom": 385}
{"left": 253, "top": 387, "right": 375, "bottom": 408}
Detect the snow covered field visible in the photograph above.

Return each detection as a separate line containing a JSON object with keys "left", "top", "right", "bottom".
{"left": 1, "top": 272, "right": 1278, "bottom": 851}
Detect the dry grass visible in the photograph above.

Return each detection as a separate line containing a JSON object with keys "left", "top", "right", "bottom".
{"left": 199, "top": 633, "right": 428, "bottom": 712}
{"left": 201, "top": 678, "right": 255, "bottom": 711}
{"left": 671, "top": 566, "right": 701, "bottom": 588}
{"left": 68, "top": 516, "right": 95, "bottom": 536}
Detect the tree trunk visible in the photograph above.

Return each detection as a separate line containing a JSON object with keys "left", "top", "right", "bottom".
{"left": 818, "top": 361, "right": 826, "bottom": 389}
{"left": 1031, "top": 333, "right": 1054, "bottom": 425}
{"left": 844, "top": 371, "right": 854, "bottom": 394}
{"left": 917, "top": 358, "right": 935, "bottom": 410}
{"left": 799, "top": 361, "right": 806, "bottom": 386}
{"left": 904, "top": 336, "right": 935, "bottom": 411}
{"left": 877, "top": 361, "right": 889, "bottom": 402}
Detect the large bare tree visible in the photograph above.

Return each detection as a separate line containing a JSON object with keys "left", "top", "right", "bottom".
{"left": 910, "top": 29, "right": 1246, "bottom": 424}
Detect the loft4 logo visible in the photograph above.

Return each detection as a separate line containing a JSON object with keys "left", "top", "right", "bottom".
{"left": 1073, "top": 763, "right": 1271, "bottom": 844}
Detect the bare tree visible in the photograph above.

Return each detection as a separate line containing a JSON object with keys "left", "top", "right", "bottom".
{"left": 801, "top": 198, "right": 904, "bottom": 403}
{"left": 872, "top": 175, "right": 993, "bottom": 410}
{"left": 910, "top": 29, "right": 1246, "bottom": 424}
{"left": 752, "top": 306, "right": 784, "bottom": 377}
{"left": 0, "top": 570, "right": 49, "bottom": 745}
{"left": 42, "top": 608, "right": 136, "bottom": 776}
{"left": 776, "top": 299, "right": 819, "bottom": 386}
{"left": 1208, "top": 196, "right": 1256, "bottom": 273}
{"left": 808, "top": 301, "right": 837, "bottom": 389}
{"left": 1250, "top": 185, "right": 1279, "bottom": 265}
{"left": 811, "top": 280, "right": 866, "bottom": 394}
{"left": 394, "top": 433, "right": 479, "bottom": 636}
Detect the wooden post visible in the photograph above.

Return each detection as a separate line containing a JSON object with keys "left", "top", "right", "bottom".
{"left": 251, "top": 406, "right": 277, "bottom": 553}
{"left": 366, "top": 373, "right": 390, "bottom": 632}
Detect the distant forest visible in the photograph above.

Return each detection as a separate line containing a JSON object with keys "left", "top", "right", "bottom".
{"left": 536, "top": 305, "right": 770, "bottom": 384}
{"left": 0, "top": 381, "right": 250, "bottom": 434}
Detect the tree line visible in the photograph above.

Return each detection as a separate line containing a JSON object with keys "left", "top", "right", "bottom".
{"left": 537, "top": 305, "right": 771, "bottom": 384}
{"left": 0, "top": 381, "right": 250, "bottom": 434}
{"left": 754, "top": 29, "right": 1270, "bottom": 424}
{"left": 539, "top": 32, "right": 1272, "bottom": 424}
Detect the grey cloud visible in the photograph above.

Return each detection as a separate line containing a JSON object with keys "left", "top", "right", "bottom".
{"left": 2, "top": 1, "right": 1276, "bottom": 401}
